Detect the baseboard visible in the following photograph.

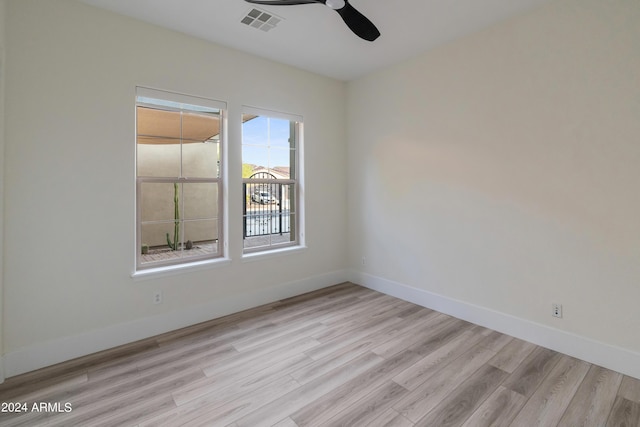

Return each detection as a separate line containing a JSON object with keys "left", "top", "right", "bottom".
{"left": 4, "top": 269, "right": 350, "bottom": 378}
{"left": 350, "top": 270, "right": 640, "bottom": 380}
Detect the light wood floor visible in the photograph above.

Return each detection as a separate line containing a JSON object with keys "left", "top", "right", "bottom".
{"left": 1, "top": 283, "right": 639, "bottom": 427}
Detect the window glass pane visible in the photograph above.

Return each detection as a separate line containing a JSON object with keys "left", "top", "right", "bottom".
{"left": 137, "top": 102, "right": 221, "bottom": 179}
{"left": 245, "top": 183, "right": 295, "bottom": 212}
{"left": 243, "top": 186, "right": 295, "bottom": 249}
{"left": 242, "top": 116, "right": 295, "bottom": 175}
{"left": 181, "top": 111, "right": 220, "bottom": 143}
{"left": 242, "top": 216, "right": 293, "bottom": 250}
{"left": 137, "top": 143, "right": 181, "bottom": 178}
{"left": 140, "top": 222, "right": 182, "bottom": 259}
{"left": 270, "top": 147, "right": 291, "bottom": 178}
{"left": 183, "top": 183, "right": 218, "bottom": 220}
{"left": 184, "top": 220, "right": 219, "bottom": 253}
{"left": 246, "top": 181, "right": 280, "bottom": 206}
{"left": 140, "top": 220, "right": 219, "bottom": 265}
{"left": 182, "top": 142, "right": 220, "bottom": 178}
{"left": 242, "top": 114, "right": 269, "bottom": 146}
{"left": 140, "top": 182, "right": 181, "bottom": 222}
{"left": 137, "top": 106, "right": 182, "bottom": 144}
{"left": 267, "top": 118, "right": 293, "bottom": 149}
{"left": 242, "top": 145, "right": 270, "bottom": 171}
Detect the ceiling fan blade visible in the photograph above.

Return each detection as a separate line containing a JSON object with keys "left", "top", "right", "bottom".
{"left": 244, "top": 0, "right": 322, "bottom": 5}
{"left": 334, "top": 1, "right": 380, "bottom": 41}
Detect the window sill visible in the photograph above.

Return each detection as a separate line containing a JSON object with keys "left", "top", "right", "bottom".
{"left": 242, "top": 245, "right": 307, "bottom": 263}
{"left": 131, "top": 257, "right": 232, "bottom": 281}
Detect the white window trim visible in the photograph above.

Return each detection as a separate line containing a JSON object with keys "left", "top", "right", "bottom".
{"left": 131, "top": 256, "right": 232, "bottom": 281}
{"left": 241, "top": 244, "right": 307, "bottom": 263}
{"left": 137, "top": 87, "right": 226, "bottom": 112}
{"left": 242, "top": 105, "right": 303, "bottom": 123}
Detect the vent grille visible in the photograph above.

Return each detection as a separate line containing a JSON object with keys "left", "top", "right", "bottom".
{"left": 241, "top": 8, "right": 282, "bottom": 32}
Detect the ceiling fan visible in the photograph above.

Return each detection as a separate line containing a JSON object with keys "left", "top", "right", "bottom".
{"left": 243, "top": 0, "right": 380, "bottom": 42}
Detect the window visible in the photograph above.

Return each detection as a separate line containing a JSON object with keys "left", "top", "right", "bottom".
{"left": 242, "top": 108, "right": 303, "bottom": 253}
{"left": 136, "top": 88, "right": 226, "bottom": 270}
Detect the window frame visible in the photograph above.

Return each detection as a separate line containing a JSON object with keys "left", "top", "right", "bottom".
{"left": 241, "top": 106, "right": 304, "bottom": 255}
{"left": 135, "top": 87, "right": 227, "bottom": 272}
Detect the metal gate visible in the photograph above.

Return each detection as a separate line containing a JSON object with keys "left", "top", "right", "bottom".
{"left": 243, "top": 172, "right": 291, "bottom": 238}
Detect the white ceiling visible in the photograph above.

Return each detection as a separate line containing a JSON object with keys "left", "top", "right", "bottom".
{"left": 80, "top": 0, "right": 554, "bottom": 81}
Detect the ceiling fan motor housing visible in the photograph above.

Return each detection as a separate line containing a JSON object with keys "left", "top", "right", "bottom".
{"left": 325, "top": 0, "right": 346, "bottom": 10}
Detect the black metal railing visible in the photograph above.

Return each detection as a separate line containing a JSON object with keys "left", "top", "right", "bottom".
{"left": 243, "top": 182, "right": 291, "bottom": 238}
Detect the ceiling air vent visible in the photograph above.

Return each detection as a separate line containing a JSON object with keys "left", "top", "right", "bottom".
{"left": 241, "top": 8, "right": 282, "bottom": 32}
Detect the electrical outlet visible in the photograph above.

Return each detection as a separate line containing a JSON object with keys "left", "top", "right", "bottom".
{"left": 552, "top": 303, "right": 562, "bottom": 318}
{"left": 153, "top": 290, "right": 162, "bottom": 305}
{"left": 362, "top": 257, "right": 366, "bottom": 265}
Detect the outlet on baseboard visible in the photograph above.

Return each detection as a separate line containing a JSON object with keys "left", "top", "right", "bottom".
{"left": 153, "top": 290, "right": 163, "bottom": 305}
{"left": 552, "top": 303, "right": 562, "bottom": 318}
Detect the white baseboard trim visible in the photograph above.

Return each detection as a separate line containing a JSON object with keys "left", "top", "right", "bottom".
{"left": 351, "top": 270, "right": 640, "bottom": 380}
{"left": 4, "top": 269, "right": 350, "bottom": 378}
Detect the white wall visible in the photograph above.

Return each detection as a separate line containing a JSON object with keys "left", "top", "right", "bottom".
{"left": 0, "top": 0, "right": 6, "bottom": 383}
{"left": 348, "top": 0, "right": 640, "bottom": 375}
{"left": 3, "top": 0, "right": 348, "bottom": 376}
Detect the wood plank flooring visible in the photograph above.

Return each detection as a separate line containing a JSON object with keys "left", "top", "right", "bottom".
{"left": 0, "top": 282, "right": 639, "bottom": 426}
